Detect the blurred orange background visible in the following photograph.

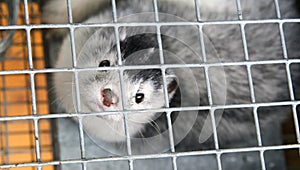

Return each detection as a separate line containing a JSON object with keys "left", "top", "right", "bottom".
{"left": 0, "top": 2, "right": 53, "bottom": 170}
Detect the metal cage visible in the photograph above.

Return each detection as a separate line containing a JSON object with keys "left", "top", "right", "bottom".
{"left": 0, "top": 0, "right": 299, "bottom": 170}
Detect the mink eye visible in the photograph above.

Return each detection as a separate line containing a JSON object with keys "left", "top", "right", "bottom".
{"left": 135, "top": 93, "right": 144, "bottom": 104}
{"left": 99, "top": 60, "right": 110, "bottom": 67}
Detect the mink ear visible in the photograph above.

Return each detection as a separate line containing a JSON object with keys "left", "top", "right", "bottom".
{"left": 118, "top": 27, "right": 127, "bottom": 41}
{"left": 167, "top": 77, "right": 178, "bottom": 94}
{"left": 165, "top": 70, "right": 178, "bottom": 94}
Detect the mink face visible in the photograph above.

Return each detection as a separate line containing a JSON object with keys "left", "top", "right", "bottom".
{"left": 71, "top": 31, "right": 179, "bottom": 142}
{"left": 77, "top": 32, "right": 177, "bottom": 112}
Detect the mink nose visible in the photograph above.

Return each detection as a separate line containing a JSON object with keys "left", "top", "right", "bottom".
{"left": 101, "top": 88, "right": 119, "bottom": 107}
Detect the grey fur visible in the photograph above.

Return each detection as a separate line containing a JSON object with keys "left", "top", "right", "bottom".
{"left": 44, "top": 0, "right": 300, "bottom": 162}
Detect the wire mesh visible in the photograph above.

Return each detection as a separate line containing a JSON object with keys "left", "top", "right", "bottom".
{"left": 0, "top": 0, "right": 299, "bottom": 170}
{"left": 0, "top": 1, "right": 53, "bottom": 170}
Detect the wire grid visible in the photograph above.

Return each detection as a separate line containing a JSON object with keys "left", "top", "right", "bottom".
{"left": 0, "top": 1, "right": 53, "bottom": 170}
{"left": 0, "top": 0, "right": 299, "bottom": 170}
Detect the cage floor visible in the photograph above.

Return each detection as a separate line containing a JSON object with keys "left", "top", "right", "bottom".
{"left": 0, "top": 2, "right": 53, "bottom": 170}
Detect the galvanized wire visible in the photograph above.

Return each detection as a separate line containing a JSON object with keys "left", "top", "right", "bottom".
{"left": 0, "top": 0, "right": 19, "bottom": 57}
{"left": 0, "top": 0, "right": 299, "bottom": 169}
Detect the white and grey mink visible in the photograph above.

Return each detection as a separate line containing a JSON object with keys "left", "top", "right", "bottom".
{"left": 43, "top": 0, "right": 300, "bottom": 152}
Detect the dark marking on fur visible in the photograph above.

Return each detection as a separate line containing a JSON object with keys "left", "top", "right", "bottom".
{"left": 132, "top": 69, "right": 163, "bottom": 89}
{"left": 119, "top": 33, "right": 159, "bottom": 60}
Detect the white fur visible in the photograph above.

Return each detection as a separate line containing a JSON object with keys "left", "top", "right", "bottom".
{"left": 79, "top": 72, "right": 168, "bottom": 142}
{"left": 50, "top": 0, "right": 221, "bottom": 143}
{"left": 48, "top": 0, "right": 292, "bottom": 144}
{"left": 53, "top": 22, "right": 179, "bottom": 142}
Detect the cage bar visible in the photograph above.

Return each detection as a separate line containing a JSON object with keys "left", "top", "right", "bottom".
{"left": 0, "top": 0, "right": 299, "bottom": 170}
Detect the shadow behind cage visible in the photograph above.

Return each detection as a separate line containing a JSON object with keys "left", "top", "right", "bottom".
{"left": 0, "top": 0, "right": 299, "bottom": 170}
